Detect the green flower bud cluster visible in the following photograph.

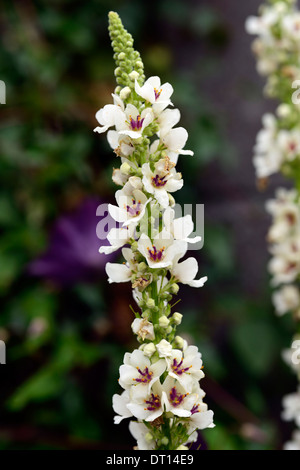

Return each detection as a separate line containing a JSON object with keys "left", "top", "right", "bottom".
{"left": 108, "top": 11, "right": 145, "bottom": 91}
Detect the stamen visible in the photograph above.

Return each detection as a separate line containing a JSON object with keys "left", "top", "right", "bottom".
{"left": 133, "top": 367, "right": 153, "bottom": 384}
{"left": 129, "top": 114, "right": 145, "bottom": 131}
{"left": 191, "top": 404, "right": 200, "bottom": 415}
{"left": 169, "top": 386, "right": 188, "bottom": 407}
{"left": 154, "top": 87, "right": 162, "bottom": 100}
{"left": 147, "top": 245, "right": 165, "bottom": 262}
{"left": 144, "top": 393, "right": 161, "bottom": 411}
{"left": 151, "top": 174, "right": 167, "bottom": 187}
{"left": 171, "top": 358, "right": 192, "bottom": 375}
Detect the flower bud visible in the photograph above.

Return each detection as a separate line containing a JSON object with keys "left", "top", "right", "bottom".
{"left": 146, "top": 298, "right": 155, "bottom": 309}
{"left": 145, "top": 433, "right": 153, "bottom": 442}
{"left": 143, "top": 342, "right": 156, "bottom": 357}
{"left": 172, "top": 312, "right": 183, "bottom": 325}
{"left": 174, "top": 335, "right": 185, "bottom": 349}
{"left": 170, "top": 283, "right": 179, "bottom": 294}
{"left": 120, "top": 86, "right": 131, "bottom": 100}
{"left": 159, "top": 315, "right": 170, "bottom": 328}
{"left": 138, "top": 262, "right": 147, "bottom": 272}
{"left": 120, "top": 162, "right": 131, "bottom": 175}
{"left": 129, "top": 70, "right": 139, "bottom": 81}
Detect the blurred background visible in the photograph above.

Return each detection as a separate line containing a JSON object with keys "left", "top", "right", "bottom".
{"left": 0, "top": 0, "right": 297, "bottom": 450}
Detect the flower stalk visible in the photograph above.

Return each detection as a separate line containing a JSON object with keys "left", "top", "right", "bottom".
{"left": 94, "top": 12, "right": 215, "bottom": 450}
{"left": 246, "top": 0, "right": 300, "bottom": 450}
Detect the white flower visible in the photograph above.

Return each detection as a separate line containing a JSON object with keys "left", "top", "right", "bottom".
{"left": 119, "top": 349, "right": 166, "bottom": 399}
{"left": 157, "top": 108, "right": 181, "bottom": 135}
{"left": 272, "top": 285, "right": 300, "bottom": 316}
{"left": 115, "top": 103, "right": 154, "bottom": 140}
{"left": 266, "top": 188, "right": 299, "bottom": 243}
{"left": 107, "top": 130, "right": 135, "bottom": 157}
{"left": 245, "top": 9, "right": 279, "bottom": 37}
{"left": 156, "top": 339, "right": 173, "bottom": 358}
{"left": 253, "top": 113, "right": 283, "bottom": 178}
{"left": 138, "top": 230, "right": 187, "bottom": 270}
{"left": 126, "top": 381, "right": 164, "bottom": 422}
{"left": 108, "top": 185, "right": 151, "bottom": 227}
{"left": 112, "top": 167, "right": 128, "bottom": 186}
{"left": 160, "top": 127, "right": 194, "bottom": 163}
{"left": 94, "top": 94, "right": 124, "bottom": 134}
{"left": 161, "top": 376, "right": 198, "bottom": 418}
{"left": 105, "top": 247, "right": 136, "bottom": 283}
{"left": 142, "top": 160, "right": 183, "bottom": 208}
{"left": 135, "top": 76, "right": 173, "bottom": 114}
{"left": 112, "top": 389, "right": 133, "bottom": 424}
{"left": 282, "top": 336, "right": 300, "bottom": 375}
{"left": 100, "top": 225, "right": 135, "bottom": 255}
{"left": 166, "top": 345, "right": 204, "bottom": 392}
{"left": 129, "top": 421, "right": 156, "bottom": 450}
{"left": 163, "top": 207, "right": 201, "bottom": 244}
{"left": 283, "top": 430, "right": 300, "bottom": 451}
{"left": 131, "top": 318, "right": 155, "bottom": 341}
{"left": 186, "top": 399, "right": 215, "bottom": 432}
{"left": 282, "top": 387, "right": 300, "bottom": 427}
{"left": 171, "top": 256, "right": 207, "bottom": 288}
{"left": 277, "top": 129, "right": 300, "bottom": 162}
{"left": 282, "top": 13, "right": 300, "bottom": 41}
{"left": 268, "top": 237, "right": 300, "bottom": 286}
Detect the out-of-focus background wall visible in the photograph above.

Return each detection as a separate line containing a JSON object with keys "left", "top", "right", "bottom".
{"left": 0, "top": 0, "right": 296, "bottom": 450}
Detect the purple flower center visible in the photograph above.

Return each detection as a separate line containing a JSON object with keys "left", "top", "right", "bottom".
{"left": 191, "top": 404, "right": 200, "bottom": 415}
{"left": 169, "top": 387, "right": 188, "bottom": 407}
{"left": 154, "top": 87, "right": 162, "bottom": 100}
{"left": 147, "top": 245, "right": 165, "bottom": 262}
{"left": 144, "top": 393, "right": 161, "bottom": 411}
{"left": 126, "top": 199, "right": 142, "bottom": 217}
{"left": 171, "top": 358, "right": 192, "bottom": 376}
{"left": 134, "top": 366, "right": 153, "bottom": 384}
{"left": 151, "top": 174, "right": 167, "bottom": 188}
{"left": 129, "top": 114, "right": 144, "bottom": 130}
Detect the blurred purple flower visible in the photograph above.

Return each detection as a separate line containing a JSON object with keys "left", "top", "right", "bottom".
{"left": 28, "top": 198, "right": 116, "bottom": 286}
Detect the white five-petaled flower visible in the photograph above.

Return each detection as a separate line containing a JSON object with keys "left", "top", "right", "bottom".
{"left": 186, "top": 399, "right": 215, "bottom": 433}
{"left": 126, "top": 381, "right": 164, "bottom": 422}
{"left": 135, "top": 76, "right": 173, "bottom": 115}
{"left": 129, "top": 421, "right": 156, "bottom": 450}
{"left": 107, "top": 130, "right": 135, "bottom": 157}
{"left": 119, "top": 349, "right": 166, "bottom": 399}
{"left": 171, "top": 256, "right": 207, "bottom": 288}
{"left": 142, "top": 159, "right": 183, "bottom": 208}
{"left": 253, "top": 113, "right": 283, "bottom": 179}
{"left": 163, "top": 207, "right": 202, "bottom": 244}
{"left": 161, "top": 376, "right": 199, "bottom": 418}
{"left": 166, "top": 345, "right": 204, "bottom": 392}
{"left": 105, "top": 247, "right": 136, "bottom": 283}
{"left": 99, "top": 224, "right": 135, "bottom": 255}
{"left": 112, "top": 389, "right": 133, "bottom": 424}
{"left": 160, "top": 127, "right": 194, "bottom": 164}
{"left": 282, "top": 387, "right": 300, "bottom": 427}
{"left": 131, "top": 318, "right": 155, "bottom": 341}
{"left": 272, "top": 285, "right": 300, "bottom": 317}
{"left": 94, "top": 93, "right": 124, "bottom": 134}
{"left": 137, "top": 230, "right": 187, "bottom": 269}
{"left": 108, "top": 185, "right": 151, "bottom": 227}
{"left": 115, "top": 103, "right": 154, "bottom": 140}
